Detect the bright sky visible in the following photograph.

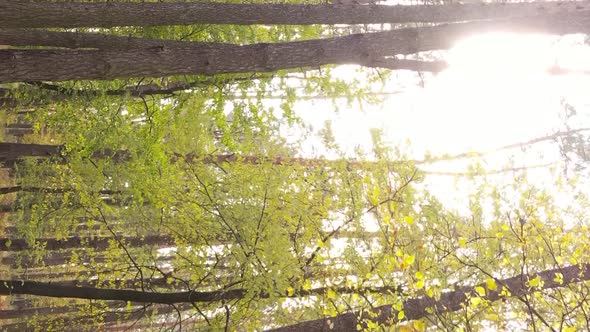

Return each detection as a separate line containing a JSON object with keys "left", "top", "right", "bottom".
{"left": 290, "top": 32, "right": 590, "bottom": 214}
{"left": 297, "top": 33, "right": 590, "bottom": 157}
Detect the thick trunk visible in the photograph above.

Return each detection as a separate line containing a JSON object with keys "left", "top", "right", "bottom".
{"left": 2, "top": 1, "right": 588, "bottom": 28}
{"left": 2, "top": 15, "right": 590, "bottom": 83}
{"left": 268, "top": 264, "right": 590, "bottom": 331}
{"left": 0, "top": 28, "right": 218, "bottom": 50}
{"left": 0, "top": 29, "right": 448, "bottom": 72}
{"left": 0, "top": 234, "right": 175, "bottom": 251}
{"left": 0, "top": 30, "right": 418, "bottom": 83}
{"left": 0, "top": 142, "right": 62, "bottom": 164}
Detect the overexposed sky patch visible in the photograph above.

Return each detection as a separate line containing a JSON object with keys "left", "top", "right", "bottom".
{"left": 285, "top": 33, "right": 590, "bottom": 215}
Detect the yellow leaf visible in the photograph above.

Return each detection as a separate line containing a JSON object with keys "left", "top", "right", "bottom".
{"left": 327, "top": 289, "right": 336, "bottom": 299}
{"left": 475, "top": 286, "right": 486, "bottom": 297}
{"left": 484, "top": 313, "right": 500, "bottom": 321}
{"left": 367, "top": 320, "right": 378, "bottom": 329}
{"left": 556, "top": 256, "right": 564, "bottom": 264}
{"left": 383, "top": 215, "right": 391, "bottom": 225}
{"left": 486, "top": 278, "right": 497, "bottom": 291}
{"left": 527, "top": 276, "right": 541, "bottom": 288}
{"left": 500, "top": 286, "right": 511, "bottom": 297}
{"left": 426, "top": 288, "right": 434, "bottom": 298}
{"left": 302, "top": 279, "right": 312, "bottom": 291}
{"left": 415, "top": 279, "right": 425, "bottom": 289}
{"left": 286, "top": 286, "right": 294, "bottom": 296}
{"left": 413, "top": 320, "right": 426, "bottom": 331}
{"left": 398, "top": 310, "right": 405, "bottom": 320}
{"left": 458, "top": 238, "right": 466, "bottom": 247}
{"left": 415, "top": 271, "right": 424, "bottom": 279}
{"left": 404, "top": 216, "right": 414, "bottom": 225}
{"left": 403, "top": 254, "right": 415, "bottom": 265}
{"left": 470, "top": 297, "right": 481, "bottom": 306}
{"left": 553, "top": 272, "right": 563, "bottom": 284}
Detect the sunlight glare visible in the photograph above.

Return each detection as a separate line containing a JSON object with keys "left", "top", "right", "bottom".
{"left": 408, "top": 33, "right": 564, "bottom": 155}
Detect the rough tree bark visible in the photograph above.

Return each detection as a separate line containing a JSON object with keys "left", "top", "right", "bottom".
{"left": 2, "top": 1, "right": 588, "bottom": 28}
{"left": 0, "top": 29, "right": 223, "bottom": 50}
{"left": 2, "top": 14, "right": 590, "bottom": 83}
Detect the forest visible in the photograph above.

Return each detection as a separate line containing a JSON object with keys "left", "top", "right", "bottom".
{"left": 1, "top": 0, "right": 590, "bottom": 331}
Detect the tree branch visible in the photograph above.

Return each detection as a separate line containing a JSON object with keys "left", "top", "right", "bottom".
{"left": 267, "top": 263, "right": 590, "bottom": 331}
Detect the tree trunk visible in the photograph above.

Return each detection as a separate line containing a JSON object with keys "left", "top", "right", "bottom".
{"left": 0, "top": 278, "right": 401, "bottom": 304}
{"left": 4, "top": 252, "right": 176, "bottom": 269}
{"left": 0, "top": 28, "right": 217, "bottom": 50}
{"left": 2, "top": 1, "right": 588, "bottom": 28}
{"left": 2, "top": 14, "right": 590, "bottom": 83}
{"left": 3, "top": 132, "right": 586, "bottom": 168}
{"left": 0, "top": 234, "right": 175, "bottom": 251}
{"left": 0, "top": 142, "right": 62, "bottom": 165}
{"left": 0, "top": 302, "right": 194, "bottom": 332}
{"left": 0, "top": 186, "right": 123, "bottom": 195}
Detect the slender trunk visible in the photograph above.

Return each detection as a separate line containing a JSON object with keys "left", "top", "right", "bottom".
{"left": 3, "top": 15, "right": 590, "bottom": 83}
{"left": 51, "top": 277, "right": 173, "bottom": 289}
{"left": 0, "top": 278, "right": 401, "bottom": 304}
{"left": 0, "top": 143, "right": 128, "bottom": 166}
{"left": 2, "top": 127, "right": 587, "bottom": 168}
{"left": 2, "top": 1, "right": 587, "bottom": 28}
{"left": 0, "top": 304, "right": 82, "bottom": 319}
{"left": 0, "top": 74, "right": 276, "bottom": 109}
{"left": 5, "top": 252, "right": 176, "bottom": 269}
{"left": 0, "top": 234, "right": 175, "bottom": 251}
{"left": 0, "top": 186, "right": 122, "bottom": 195}
{"left": 268, "top": 264, "right": 590, "bottom": 331}
{"left": 0, "top": 303, "right": 194, "bottom": 332}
